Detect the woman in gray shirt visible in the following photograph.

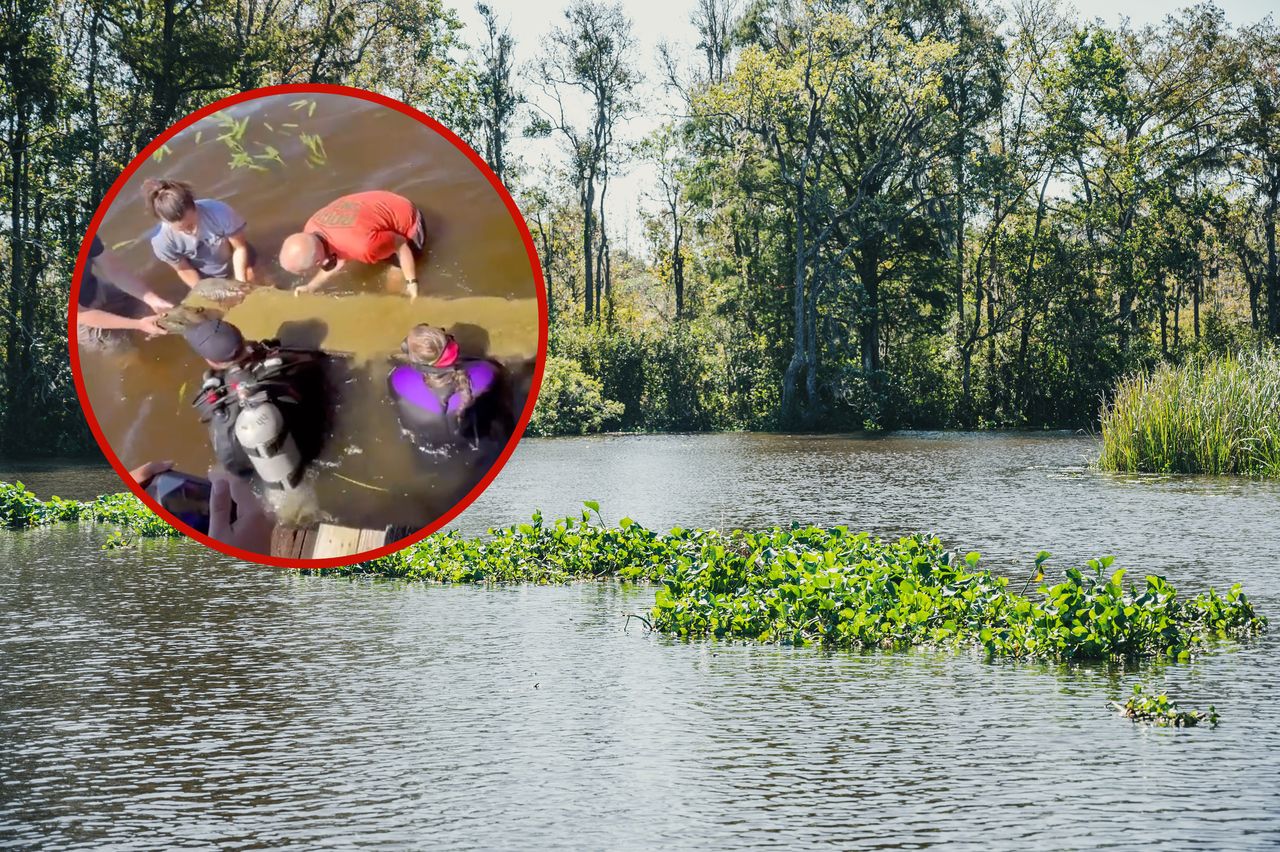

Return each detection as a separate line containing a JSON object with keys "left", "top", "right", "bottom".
{"left": 144, "top": 178, "right": 256, "bottom": 288}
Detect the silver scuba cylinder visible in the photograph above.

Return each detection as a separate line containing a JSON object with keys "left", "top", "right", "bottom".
{"left": 233, "top": 389, "right": 303, "bottom": 490}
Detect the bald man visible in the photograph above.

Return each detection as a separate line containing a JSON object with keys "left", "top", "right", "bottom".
{"left": 280, "top": 190, "right": 425, "bottom": 299}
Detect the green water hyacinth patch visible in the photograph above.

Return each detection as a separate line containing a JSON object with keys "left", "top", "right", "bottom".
{"left": 344, "top": 507, "right": 1264, "bottom": 663}
{"left": 1112, "top": 684, "right": 1218, "bottom": 728}
{"left": 647, "top": 528, "right": 1264, "bottom": 661}
{"left": 1, "top": 485, "right": 1266, "bottom": 664}
{"left": 0, "top": 482, "right": 182, "bottom": 538}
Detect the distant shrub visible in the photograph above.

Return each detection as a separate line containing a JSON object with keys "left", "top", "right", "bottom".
{"left": 528, "top": 356, "right": 625, "bottom": 436}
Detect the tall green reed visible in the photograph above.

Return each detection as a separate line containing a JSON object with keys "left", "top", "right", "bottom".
{"left": 1099, "top": 350, "right": 1280, "bottom": 477}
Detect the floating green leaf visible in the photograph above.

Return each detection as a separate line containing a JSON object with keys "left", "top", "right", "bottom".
{"left": 1112, "top": 684, "right": 1219, "bottom": 728}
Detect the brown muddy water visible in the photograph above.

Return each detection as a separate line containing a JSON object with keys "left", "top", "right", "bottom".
{"left": 78, "top": 92, "right": 540, "bottom": 531}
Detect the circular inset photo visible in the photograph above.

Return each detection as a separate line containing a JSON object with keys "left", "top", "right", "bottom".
{"left": 70, "top": 85, "right": 545, "bottom": 567}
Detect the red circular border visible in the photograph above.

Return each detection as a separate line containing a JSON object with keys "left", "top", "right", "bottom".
{"left": 68, "top": 83, "right": 548, "bottom": 569}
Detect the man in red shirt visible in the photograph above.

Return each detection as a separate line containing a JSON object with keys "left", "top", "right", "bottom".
{"left": 279, "top": 190, "right": 426, "bottom": 298}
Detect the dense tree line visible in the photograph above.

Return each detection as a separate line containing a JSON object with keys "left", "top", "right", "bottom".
{"left": 2, "top": 0, "right": 1277, "bottom": 455}
{"left": 0, "top": 0, "right": 478, "bottom": 453}
{"left": 525, "top": 0, "right": 1280, "bottom": 434}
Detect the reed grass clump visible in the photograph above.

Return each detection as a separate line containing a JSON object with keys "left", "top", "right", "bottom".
{"left": 1099, "top": 350, "right": 1280, "bottom": 477}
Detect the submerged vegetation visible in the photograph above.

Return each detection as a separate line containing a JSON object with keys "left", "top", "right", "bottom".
{"left": 1099, "top": 351, "right": 1280, "bottom": 477}
{"left": 1112, "top": 684, "right": 1219, "bottom": 728}
{"left": 3, "top": 485, "right": 1266, "bottom": 664}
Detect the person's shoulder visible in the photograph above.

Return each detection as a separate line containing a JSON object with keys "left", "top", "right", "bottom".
{"left": 90, "top": 235, "right": 105, "bottom": 257}
{"left": 197, "top": 197, "right": 231, "bottom": 213}
{"left": 150, "top": 224, "right": 178, "bottom": 255}
{"left": 200, "top": 197, "right": 244, "bottom": 222}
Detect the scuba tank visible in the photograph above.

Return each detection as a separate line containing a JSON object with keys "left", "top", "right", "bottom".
{"left": 191, "top": 342, "right": 337, "bottom": 487}
{"left": 231, "top": 381, "right": 304, "bottom": 490}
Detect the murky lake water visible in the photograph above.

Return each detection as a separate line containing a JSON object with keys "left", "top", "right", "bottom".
{"left": 2, "top": 433, "right": 1279, "bottom": 848}
{"left": 78, "top": 92, "right": 538, "bottom": 529}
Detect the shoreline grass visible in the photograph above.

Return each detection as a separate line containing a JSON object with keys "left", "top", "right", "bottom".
{"left": 1099, "top": 350, "right": 1280, "bottom": 477}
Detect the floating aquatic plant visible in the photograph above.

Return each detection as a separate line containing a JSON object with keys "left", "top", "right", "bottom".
{"left": 254, "top": 143, "right": 285, "bottom": 167}
{"left": 101, "top": 530, "right": 132, "bottom": 550}
{"left": 1, "top": 485, "right": 1265, "bottom": 666}
{"left": 213, "top": 112, "right": 250, "bottom": 145}
{"left": 151, "top": 144, "right": 172, "bottom": 162}
{"left": 0, "top": 482, "right": 181, "bottom": 538}
{"left": 1112, "top": 684, "right": 1218, "bottom": 728}
{"left": 340, "top": 505, "right": 1266, "bottom": 663}
{"left": 299, "top": 133, "right": 327, "bottom": 167}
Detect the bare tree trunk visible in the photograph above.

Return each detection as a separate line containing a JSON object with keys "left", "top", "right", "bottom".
{"left": 581, "top": 177, "right": 595, "bottom": 323}
{"left": 1173, "top": 279, "right": 1182, "bottom": 350}
{"left": 1193, "top": 267, "right": 1201, "bottom": 342}
{"left": 1267, "top": 189, "right": 1279, "bottom": 339}
{"left": 780, "top": 182, "right": 807, "bottom": 427}
{"left": 1158, "top": 273, "right": 1168, "bottom": 357}
{"left": 858, "top": 239, "right": 881, "bottom": 375}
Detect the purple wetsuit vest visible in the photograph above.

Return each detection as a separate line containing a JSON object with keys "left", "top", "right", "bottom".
{"left": 389, "top": 360, "right": 498, "bottom": 415}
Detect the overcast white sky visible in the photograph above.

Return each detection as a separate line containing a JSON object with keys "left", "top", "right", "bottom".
{"left": 453, "top": 0, "right": 1276, "bottom": 252}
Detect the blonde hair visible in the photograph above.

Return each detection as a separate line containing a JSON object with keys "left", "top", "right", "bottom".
{"left": 404, "top": 324, "right": 473, "bottom": 412}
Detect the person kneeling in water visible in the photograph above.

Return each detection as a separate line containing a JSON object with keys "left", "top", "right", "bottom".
{"left": 387, "top": 324, "right": 511, "bottom": 452}
{"left": 184, "top": 318, "right": 331, "bottom": 490}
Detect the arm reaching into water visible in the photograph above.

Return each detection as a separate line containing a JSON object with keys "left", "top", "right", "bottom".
{"left": 77, "top": 308, "right": 166, "bottom": 337}
{"left": 228, "top": 230, "right": 255, "bottom": 283}
{"left": 166, "top": 257, "right": 202, "bottom": 291}
{"left": 96, "top": 251, "right": 173, "bottom": 311}
{"left": 294, "top": 258, "right": 345, "bottom": 296}
{"left": 392, "top": 235, "right": 418, "bottom": 299}
{"left": 207, "top": 471, "right": 275, "bottom": 554}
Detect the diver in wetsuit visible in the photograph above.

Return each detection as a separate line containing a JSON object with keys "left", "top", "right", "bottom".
{"left": 386, "top": 324, "right": 512, "bottom": 454}
{"left": 184, "top": 318, "right": 331, "bottom": 489}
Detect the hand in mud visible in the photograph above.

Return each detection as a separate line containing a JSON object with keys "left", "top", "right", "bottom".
{"left": 293, "top": 282, "right": 319, "bottom": 298}
{"left": 143, "top": 292, "right": 174, "bottom": 312}
{"left": 136, "top": 314, "right": 167, "bottom": 338}
{"left": 406, "top": 279, "right": 418, "bottom": 301}
{"left": 128, "top": 459, "right": 173, "bottom": 487}
{"left": 207, "top": 471, "right": 275, "bottom": 554}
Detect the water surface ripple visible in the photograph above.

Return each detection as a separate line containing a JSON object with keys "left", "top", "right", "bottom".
{"left": 2, "top": 433, "right": 1278, "bottom": 849}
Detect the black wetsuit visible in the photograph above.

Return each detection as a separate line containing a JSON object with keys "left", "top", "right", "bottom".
{"left": 192, "top": 342, "right": 331, "bottom": 479}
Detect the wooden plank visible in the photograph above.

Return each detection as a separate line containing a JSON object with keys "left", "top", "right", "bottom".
{"left": 300, "top": 527, "right": 318, "bottom": 560}
{"left": 356, "top": 528, "right": 386, "bottom": 554}
{"left": 271, "top": 525, "right": 307, "bottom": 559}
{"left": 311, "top": 523, "right": 364, "bottom": 558}
{"left": 271, "top": 523, "right": 405, "bottom": 560}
